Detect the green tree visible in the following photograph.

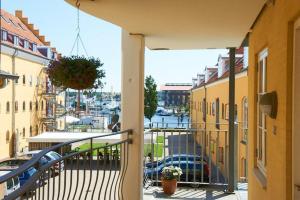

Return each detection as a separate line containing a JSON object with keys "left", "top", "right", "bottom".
{"left": 144, "top": 76, "right": 158, "bottom": 126}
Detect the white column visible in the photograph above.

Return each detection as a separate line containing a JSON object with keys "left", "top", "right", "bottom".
{"left": 121, "top": 29, "right": 145, "bottom": 200}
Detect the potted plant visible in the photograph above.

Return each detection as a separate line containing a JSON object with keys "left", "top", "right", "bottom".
{"left": 161, "top": 166, "right": 182, "bottom": 195}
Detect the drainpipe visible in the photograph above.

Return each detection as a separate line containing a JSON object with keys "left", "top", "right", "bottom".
{"left": 12, "top": 49, "right": 18, "bottom": 157}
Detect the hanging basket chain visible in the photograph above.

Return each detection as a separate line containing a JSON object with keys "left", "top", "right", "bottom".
{"left": 70, "top": 0, "right": 89, "bottom": 57}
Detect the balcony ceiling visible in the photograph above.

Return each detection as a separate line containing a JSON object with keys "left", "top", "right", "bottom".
{"left": 65, "top": 0, "right": 266, "bottom": 49}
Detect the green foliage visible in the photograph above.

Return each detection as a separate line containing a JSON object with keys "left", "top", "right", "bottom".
{"left": 144, "top": 76, "right": 158, "bottom": 122}
{"left": 47, "top": 56, "right": 105, "bottom": 90}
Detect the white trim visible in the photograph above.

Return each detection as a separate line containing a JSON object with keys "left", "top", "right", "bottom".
{"left": 192, "top": 70, "right": 248, "bottom": 92}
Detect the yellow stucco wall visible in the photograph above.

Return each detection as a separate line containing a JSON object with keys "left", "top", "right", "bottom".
{"left": 248, "top": 0, "right": 300, "bottom": 199}
{"left": 0, "top": 50, "right": 65, "bottom": 160}
{"left": 190, "top": 71, "right": 248, "bottom": 181}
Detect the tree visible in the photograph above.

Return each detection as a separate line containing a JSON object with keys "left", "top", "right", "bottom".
{"left": 144, "top": 76, "right": 158, "bottom": 126}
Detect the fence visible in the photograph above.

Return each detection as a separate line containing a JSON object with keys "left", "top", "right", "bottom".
{"left": 0, "top": 130, "right": 132, "bottom": 200}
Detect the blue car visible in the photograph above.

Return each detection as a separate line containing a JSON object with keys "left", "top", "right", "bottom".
{"left": 145, "top": 159, "right": 210, "bottom": 182}
{"left": 0, "top": 166, "right": 37, "bottom": 187}
{"left": 145, "top": 154, "right": 207, "bottom": 168}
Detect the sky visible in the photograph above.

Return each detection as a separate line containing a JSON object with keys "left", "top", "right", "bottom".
{"left": 2, "top": 0, "right": 228, "bottom": 92}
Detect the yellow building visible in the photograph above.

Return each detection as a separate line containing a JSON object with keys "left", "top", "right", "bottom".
{"left": 0, "top": 9, "right": 65, "bottom": 160}
{"left": 247, "top": 0, "right": 300, "bottom": 199}
{"left": 190, "top": 48, "right": 248, "bottom": 182}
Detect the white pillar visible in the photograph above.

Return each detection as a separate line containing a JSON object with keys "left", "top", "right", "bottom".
{"left": 121, "top": 29, "right": 145, "bottom": 200}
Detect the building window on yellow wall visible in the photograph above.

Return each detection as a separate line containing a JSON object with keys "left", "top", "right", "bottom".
{"left": 218, "top": 147, "right": 224, "bottom": 163}
{"left": 6, "top": 101, "right": 10, "bottom": 113}
{"left": 29, "top": 126, "right": 32, "bottom": 137}
{"left": 202, "top": 98, "right": 206, "bottom": 122}
{"left": 41, "top": 101, "right": 44, "bottom": 111}
{"left": 29, "top": 101, "right": 32, "bottom": 111}
{"left": 6, "top": 131, "right": 10, "bottom": 143}
{"left": 242, "top": 97, "right": 248, "bottom": 142}
{"left": 22, "top": 75, "right": 26, "bottom": 85}
{"left": 212, "top": 102, "right": 216, "bottom": 116}
{"left": 257, "top": 48, "right": 268, "bottom": 176}
{"left": 222, "top": 103, "right": 224, "bottom": 119}
{"left": 22, "top": 101, "right": 26, "bottom": 111}
{"left": 22, "top": 127, "right": 25, "bottom": 138}
{"left": 35, "top": 101, "right": 38, "bottom": 111}
{"left": 35, "top": 125, "right": 38, "bottom": 135}
{"left": 29, "top": 75, "right": 32, "bottom": 86}
{"left": 15, "top": 101, "right": 18, "bottom": 112}
{"left": 216, "top": 98, "right": 220, "bottom": 129}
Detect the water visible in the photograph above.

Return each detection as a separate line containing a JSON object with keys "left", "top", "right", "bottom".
{"left": 144, "top": 114, "right": 190, "bottom": 128}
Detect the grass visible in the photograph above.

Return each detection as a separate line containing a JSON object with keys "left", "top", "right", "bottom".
{"left": 144, "top": 143, "right": 163, "bottom": 158}
{"left": 78, "top": 143, "right": 119, "bottom": 156}
{"left": 156, "top": 136, "right": 164, "bottom": 143}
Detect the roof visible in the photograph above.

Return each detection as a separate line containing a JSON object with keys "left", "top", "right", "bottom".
{"left": 66, "top": 0, "right": 266, "bottom": 49}
{"left": 160, "top": 85, "right": 193, "bottom": 91}
{"left": 0, "top": 9, "right": 56, "bottom": 58}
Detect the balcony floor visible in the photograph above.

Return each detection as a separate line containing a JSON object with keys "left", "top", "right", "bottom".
{"left": 144, "top": 183, "right": 248, "bottom": 200}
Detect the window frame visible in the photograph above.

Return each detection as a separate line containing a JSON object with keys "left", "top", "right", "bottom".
{"left": 256, "top": 48, "right": 268, "bottom": 176}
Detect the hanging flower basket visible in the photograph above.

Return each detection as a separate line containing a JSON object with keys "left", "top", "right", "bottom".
{"left": 47, "top": 56, "right": 105, "bottom": 90}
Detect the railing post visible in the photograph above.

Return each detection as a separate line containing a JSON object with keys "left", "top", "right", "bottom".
{"left": 121, "top": 30, "right": 145, "bottom": 200}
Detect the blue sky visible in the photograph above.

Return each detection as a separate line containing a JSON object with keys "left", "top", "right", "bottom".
{"left": 2, "top": 0, "right": 228, "bottom": 92}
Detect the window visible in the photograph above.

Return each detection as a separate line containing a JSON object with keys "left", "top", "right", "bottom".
{"left": 216, "top": 98, "right": 220, "bottom": 129}
{"left": 24, "top": 40, "right": 29, "bottom": 49}
{"left": 6, "top": 131, "right": 10, "bottom": 142}
{"left": 22, "top": 101, "right": 26, "bottom": 111}
{"left": 222, "top": 103, "right": 225, "bottom": 119}
{"left": 35, "top": 125, "right": 38, "bottom": 135}
{"left": 41, "top": 101, "right": 44, "bottom": 110}
{"left": 29, "top": 75, "right": 32, "bottom": 86}
{"left": 212, "top": 102, "right": 216, "bottom": 116}
{"left": 29, "top": 126, "right": 32, "bottom": 137}
{"left": 14, "top": 35, "right": 19, "bottom": 46}
{"left": 202, "top": 98, "right": 206, "bottom": 122}
{"left": 22, "top": 75, "right": 26, "bottom": 85}
{"left": 257, "top": 48, "right": 268, "bottom": 176}
{"left": 242, "top": 97, "right": 248, "bottom": 142}
{"left": 15, "top": 101, "right": 18, "bottom": 112}
{"left": 35, "top": 101, "right": 38, "bottom": 111}
{"left": 22, "top": 127, "right": 25, "bottom": 137}
{"left": 218, "top": 147, "right": 224, "bottom": 163}
{"left": 29, "top": 101, "right": 32, "bottom": 111}
{"left": 6, "top": 101, "right": 10, "bottom": 113}
{"left": 1, "top": 30, "right": 7, "bottom": 41}
{"left": 32, "top": 43, "right": 37, "bottom": 52}
{"left": 15, "top": 74, "right": 19, "bottom": 84}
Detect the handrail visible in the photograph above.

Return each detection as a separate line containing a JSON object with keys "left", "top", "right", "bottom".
{"left": 0, "top": 129, "right": 132, "bottom": 184}
{"left": 5, "top": 137, "right": 132, "bottom": 200}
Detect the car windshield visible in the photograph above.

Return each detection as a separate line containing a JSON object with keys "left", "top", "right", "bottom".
{"left": 49, "top": 152, "right": 61, "bottom": 160}
{"left": 28, "top": 167, "right": 36, "bottom": 176}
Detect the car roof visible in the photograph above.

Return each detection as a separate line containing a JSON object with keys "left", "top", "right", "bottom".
{"left": 0, "top": 170, "right": 12, "bottom": 176}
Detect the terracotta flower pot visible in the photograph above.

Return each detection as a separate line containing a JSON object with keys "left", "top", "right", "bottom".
{"left": 161, "top": 179, "right": 177, "bottom": 195}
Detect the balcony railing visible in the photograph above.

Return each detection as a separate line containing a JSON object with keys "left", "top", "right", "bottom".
{"left": 143, "top": 122, "right": 243, "bottom": 189}
{"left": 0, "top": 130, "right": 132, "bottom": 200}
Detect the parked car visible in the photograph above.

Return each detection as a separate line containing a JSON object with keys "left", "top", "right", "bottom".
{"left": 0, "top": 166, "right": 37, "bottom": 187}
{"left": 0, "top": 170, "right": 20, "bottom": 199}
{"left": 145, "top": 159, "right": 209, "bottom": 183}
{"left": 145, "top": 154, "right": 207, "bottom": 168}
{"left": 23, "top": 151, "right": 64, "bottom": 174}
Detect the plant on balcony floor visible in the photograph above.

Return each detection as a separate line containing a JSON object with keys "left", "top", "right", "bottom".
{"left": 161, "top": 166, "right": 182, "bottom": 195}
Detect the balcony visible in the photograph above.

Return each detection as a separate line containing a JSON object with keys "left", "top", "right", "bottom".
{"left": 0, "top": 122, "right": 247, "bottom": 200}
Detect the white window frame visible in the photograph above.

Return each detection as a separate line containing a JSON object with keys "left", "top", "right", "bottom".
{"left": 257, "top": 48, "right": 268, "bottom": 176}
